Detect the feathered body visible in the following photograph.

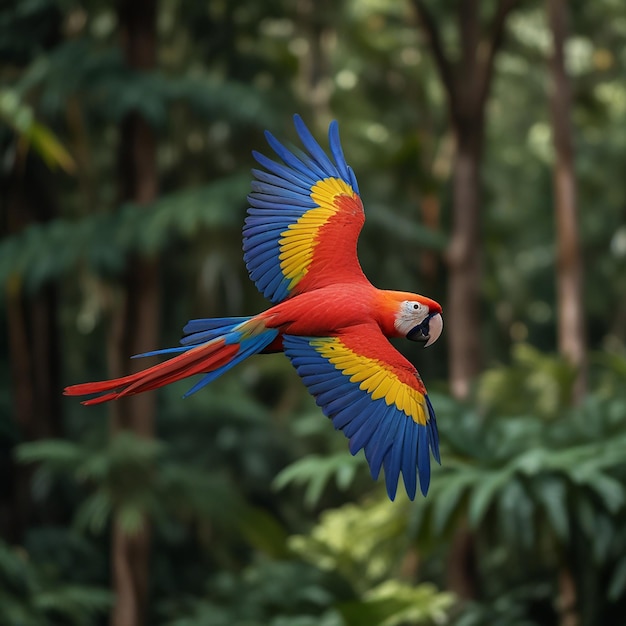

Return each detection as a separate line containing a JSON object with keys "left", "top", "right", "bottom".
{"left": 66, "top": 116, "right": 444, "bottom": 500}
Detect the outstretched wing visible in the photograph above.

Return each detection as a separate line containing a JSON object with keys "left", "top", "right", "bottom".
{"left": 243, "top": 115, "right": 369, "bottom": 304}
{"left": 283, "top": 325, "right": 440, "bottom": 500}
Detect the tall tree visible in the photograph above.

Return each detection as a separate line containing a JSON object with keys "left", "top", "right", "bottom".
{"left": 109, "top": 1, "right": 159, "bottom": 625}
{"left": 547, "top": 0, "right": 586, "bottom": 406}
{"left": 547, "top": 4, "right": 585, "bottom": 624}
{"left": 3, "top": 156, "right": 64, "bottom": 541}
{"left": 0, "top": 0, "right": 66, "bottom": 543}
{"left": 409, "top": 0, "right": 522, "bottom": 602}
{"left": 410, "top": 0, "right": 522, "bottom": 400}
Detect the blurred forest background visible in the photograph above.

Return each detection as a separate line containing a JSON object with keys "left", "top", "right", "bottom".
{"left": 1, "top": 0, "right": 626, "bottom": 625}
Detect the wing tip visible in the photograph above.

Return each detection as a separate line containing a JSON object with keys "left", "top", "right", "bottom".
{"left": 425, "top": 394, "right": 441, "bottom": 465}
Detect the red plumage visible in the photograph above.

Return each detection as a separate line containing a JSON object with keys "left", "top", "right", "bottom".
{"left": 65, "top": 115, "right": 444, "bottom": 499}
{"left": 65, "top": 340, "right": 240, "bottom": 405}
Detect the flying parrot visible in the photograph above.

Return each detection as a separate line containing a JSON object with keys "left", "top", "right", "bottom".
{"left": 65, "top": 115, "right": 443, "bottom": 500}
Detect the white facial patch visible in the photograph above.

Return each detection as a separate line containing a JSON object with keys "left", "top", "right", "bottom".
{"left": 394, "top": 300, "right": 429, "bottom": 336}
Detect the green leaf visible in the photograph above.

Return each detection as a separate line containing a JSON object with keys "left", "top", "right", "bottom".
{"left": 74, "top": 490, "right": 113, "bottom": 535}
{"left": 0, "top": 173, "right": 249, "bottom": 291}
{"left": 581, "top": 473, "right": 625, "bottom": 513}
{"left": 36, "top": 586, "right": 112, "bottom": 622}
{"left": 117, "top": 505, "right": 146, "bottom": 536}
{"left": 608, "top": 556, "right": 626, "bottom": 601}
{"left": 338, "top": 580, "right": 453, "bottom": 626}
{"left": 16, "top": 439, "right": 84, "bottom": 469}
{"left": 497, "top": 479, "right": 535, "bottom": 547}
{"left": 0, "top": 88, "right": 75, "bottom": 172}
{"left": 468, "top": 468, "right": 511, "bottom": 529}
{"left": 237, "top": 508, "right": 290, "bottom": 559}
{"left": 273, "top": 453, "right": 365, "bottom": 508}
{"left": 533, "top": 476, "right": 569, "bottom": 542}
{"left": 430, "top": 472, "right": 474, "bottom": 536}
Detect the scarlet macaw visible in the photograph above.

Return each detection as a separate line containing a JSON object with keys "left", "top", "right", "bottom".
{"left": 65, "top": 116, "right": 443, "bottom": 500}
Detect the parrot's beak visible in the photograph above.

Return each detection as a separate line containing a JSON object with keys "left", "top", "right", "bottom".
{"left": 407, "top": 312, "right": 443, "bottom": 347}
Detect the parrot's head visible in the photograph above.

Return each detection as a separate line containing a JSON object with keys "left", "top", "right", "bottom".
{"left": 393, "top": 296, "right": 443, "bottom": 347}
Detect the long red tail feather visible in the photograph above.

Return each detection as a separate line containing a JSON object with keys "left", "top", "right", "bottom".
{"left": 64, "top": 339, "right": 239, "bottom": 405}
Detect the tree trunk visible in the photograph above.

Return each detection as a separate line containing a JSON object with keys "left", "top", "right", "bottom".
{"left": 446, "top": 527, "right": 479, "bottom": 600}
{"left": 411, "top": 0, "right": 521, "bottom": 400}
{"left": 109, "top": 2, "right": 159, "bottom": 625}
{"left": 547, "top": 0, "right": 587, "bottom": 405}
{"left": 447, "top": 121, "right": 485, "bottom": 399}
{"left": 547, "top": 2, "right": 583, "bottom": 624}
{"left": 410, "top": 0, "right": 522, "bottom": 605}
{"left": 3, "top": 157, "right": 63, "bottom": 541}
{"left": 557, "top": 566, "right": 579, "bottom": 626}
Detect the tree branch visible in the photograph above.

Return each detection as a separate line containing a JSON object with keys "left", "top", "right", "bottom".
{"left": 410, "top": 0, "right": 457, "bottom": 113}
{"left": 459, "top": 0, "right": 481, "bottom": 79}
{"left": 475, "top": 0, "right": 523, "bottom": 111}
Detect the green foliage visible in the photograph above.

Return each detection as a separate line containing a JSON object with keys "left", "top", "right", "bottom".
{"left": 415, "top": 399, "right": 626, "bottom": 553}
{"left": 290, "top": 495, "right": 411, "bottom": 592}
{"left": 14, "top": 34, "right": 281, "bottom": 129}
{"left": 0, "top": 540, "right": 111, "bottom": 626}
{"left": 159, "top": 558, "right": 351, "bottom": 626}
{"left": 478, "top": 344, "right": 578, "bottom": 418}
{"left": 338, "top": 580, "right": 453, "bottom": 626}
{"left": 287, "top": 495, "right": 454, "bottom": 624}
{"left": 17, "top": 432, "right": 246, "bottom": 537}
{"left": 0, "top": 88, "right": 75, "bottom": 172}
{"left": 0, "top": 174, "right": 249, "bottom": 292}
{"left": 414, "top": 352, "right": 626, "bottom": 557}
{"left": 2, "top": 0, "right": 626, "bottom": 625}
{"left": 159, "top": 555, "right": 452, "bottom": 626}
{"left": 282, "top": 351, "right": 626, "bottom": 624}
{"left": 449, "top": 585, "right": 551, "bottom": 626}
{"left": 273, "top": 452, "right": 366, "bottom": 508}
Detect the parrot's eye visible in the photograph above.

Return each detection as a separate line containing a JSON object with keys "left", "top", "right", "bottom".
{"left": 413, "top": 303, "right": 420, "bottom": 310}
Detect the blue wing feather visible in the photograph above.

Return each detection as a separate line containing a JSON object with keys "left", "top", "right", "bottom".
{"left": 247, "top": 197, "right": 313, "bottom": 212}
{"left": 347, "top": 166, "right": 359, "bottom": 193}
{"left": 245, "top": 211, "right": 304, "bottom": 224}
{"left": 251, "top": 150, "right": 317, "bottom": 187}
{"left": 286, "top": 143, "right": 330, "bottom": 181}
{"left": 320, "top": 386, "right": 363, "bottom": 411}
{"left": 384, "top": 435, "right": 405, "bottom": 501}
{"left": 180, "top": 317, "right": 250, "bottom": 347}
{"left": 283, "top": 334, "right": 439, "bottom": 500}
{"left": 182, "top": 329, "right": 278, "bottom": 398}
{"left": 242, "top": 222, "right": 285, "bottom": 237}
{"left": 263, "top": 132, "right": 318, "bottom": 180}
{"left": 264, "top": 269, "right": 290, "bottom": 300}
{"left": 249, "top": 182, "right": 312, "bottom": 200}
{"left": 402, "top": 422, "right": 419, "bottom": 500}
{"left": 347, "top": 400, "right": 381, "bottom": 454}
{"left": 243, "top": 115, "right": 360, "bottom": 304}
{"left": 250, "top": 169, "right": 311, "bottom": 192}
{"left": 426, "top": 396, "right": 441, "bottom": 464}
{"left": 418, "top": 424, "right": 431, "bottom": 495}
{"left": 294, "top": 114, "right": 340, "bottom": 177}
{"left": 366, "top": 407, "right": 403, "bottom": 480}
{"left": 328, "top": 121, "right": 354, "bottom": 188}
{"left": 250, "top": 191, "right": 317, "bottom": 207}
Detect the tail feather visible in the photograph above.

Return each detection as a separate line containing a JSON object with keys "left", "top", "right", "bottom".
{"left": 181, "top": 316, "right": 250, "bottom": 347}
{"left": 127, "top": 318, "right": 250, "bottom": 359}
{"left": 64, "top": 317, "right": 278, "bottom": 406}
{"left": 181, "top": 332, "right": 276, "bottom": 397}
